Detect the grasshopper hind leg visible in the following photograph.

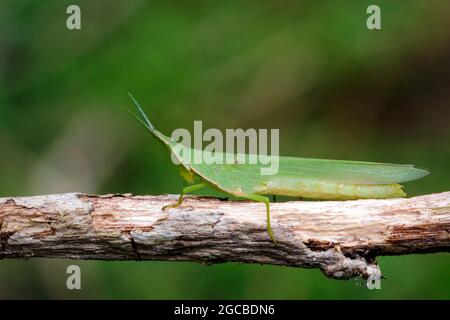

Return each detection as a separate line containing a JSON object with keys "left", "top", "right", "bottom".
{"left": 241, "top": 194, "right": 276, "bottom": 244}
{"left": 162, "top": 183, "right": 206, "bottom": 211}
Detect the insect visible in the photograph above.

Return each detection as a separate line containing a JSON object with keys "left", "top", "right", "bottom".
{"left": 126, "top": 94, "right": 429, "bottom": 243}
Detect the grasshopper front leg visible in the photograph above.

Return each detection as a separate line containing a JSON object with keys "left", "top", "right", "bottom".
{"left": 162, "top": 183, "right": 207, "bottom": 211}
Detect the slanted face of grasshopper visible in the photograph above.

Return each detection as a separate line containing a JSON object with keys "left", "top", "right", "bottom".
{"left": 126, "top": 94, "right": 429, "bottom": 243}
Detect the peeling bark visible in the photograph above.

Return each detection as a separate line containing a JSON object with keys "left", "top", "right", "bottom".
{"left": 0, "top": 192, "right": 449, "bottom": 280}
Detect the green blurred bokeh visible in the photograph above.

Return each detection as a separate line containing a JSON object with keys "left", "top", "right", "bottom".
{"left": 0, "top": 0, "right": 449, "bottom": 299}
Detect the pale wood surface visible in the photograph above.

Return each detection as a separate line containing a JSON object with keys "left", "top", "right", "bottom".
{"left": 1, "top": 192, "right": 449, "bottom": 279}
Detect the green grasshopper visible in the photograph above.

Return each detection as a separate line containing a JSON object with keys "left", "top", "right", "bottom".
{"left": 126, "top": 94, "right": 429, "bottom": 243}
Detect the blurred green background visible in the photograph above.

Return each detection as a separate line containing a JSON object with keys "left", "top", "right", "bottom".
{"left": 0, "top": 0, "right": 449, "bottom": 299}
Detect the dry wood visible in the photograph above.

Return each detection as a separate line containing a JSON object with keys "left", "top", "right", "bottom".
{"left": 1, "top": 192, "right": 449, "bottom": 280}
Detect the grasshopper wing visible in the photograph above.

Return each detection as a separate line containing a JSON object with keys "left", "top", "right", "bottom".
{"left": 191, "top": 154, "right": 429, "bottom": 199}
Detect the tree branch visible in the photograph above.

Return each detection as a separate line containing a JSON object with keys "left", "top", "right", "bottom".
{"left": 1, "top": 192, "right": 449, "bottom": 280}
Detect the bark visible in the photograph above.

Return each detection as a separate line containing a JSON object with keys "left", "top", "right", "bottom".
{"left": 0, "top": 192, "right": 449, "bottom": 280}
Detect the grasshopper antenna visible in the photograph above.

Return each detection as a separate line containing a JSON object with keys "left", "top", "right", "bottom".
{"left": 123, "top": 107, "right": 151, "bottom": 131}
{"left": 127, "top": 93, "right": 155, "bottom": 130}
